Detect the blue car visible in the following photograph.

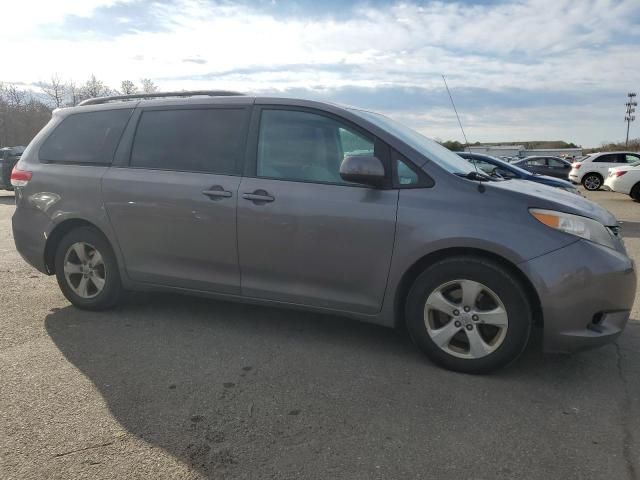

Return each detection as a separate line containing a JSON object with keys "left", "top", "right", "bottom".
{"left": 457, "top": 152, "right": 579, "bottom": 194}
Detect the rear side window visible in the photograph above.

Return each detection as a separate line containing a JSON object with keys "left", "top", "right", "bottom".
{"left": 40, "top": 109, "right": 132, "bottom": 164}
{"left": 130, "top": 108, "right": 246, "bottom": 174}
{"left": 594, "top": 154, "right": 624, "bottom": 163}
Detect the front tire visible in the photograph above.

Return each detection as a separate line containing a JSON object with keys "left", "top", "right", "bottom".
{"left": 405, "top": 256, "right": 532, "bottom": 374}
{"left": 582, "top": 173, "right": 602, "bottom": 191}
{"left": 54, "top": 227, "right": 122, "bottom": 310}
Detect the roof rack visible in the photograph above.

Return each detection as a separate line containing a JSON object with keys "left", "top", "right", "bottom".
{"left": 78, "top": 90, "right": 245, "bottom": 106}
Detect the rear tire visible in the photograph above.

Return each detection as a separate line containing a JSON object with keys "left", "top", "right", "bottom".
{"left": 630, "top": 183, "right": 640, "bottom": 202}
{"left": 405, "top": 256, "right": 532, "bottom": 374}
{"left": 582, "top": 173, "right": 602, "bottom": 191}
{"left": 54, "top": 227, "right": 122, "bottom": 310}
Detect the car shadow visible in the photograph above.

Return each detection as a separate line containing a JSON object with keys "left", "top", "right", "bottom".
{"left": 44, "top": 293, "right": 634, "bottom": 478}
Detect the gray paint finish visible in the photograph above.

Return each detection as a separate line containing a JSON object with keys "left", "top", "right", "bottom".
{"left": 10, "top": 94, "right": 637, "bottom": 357}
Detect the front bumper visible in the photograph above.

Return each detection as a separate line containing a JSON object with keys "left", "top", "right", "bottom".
{"left": 520, "top": 239, "right": 636, "bottom": 353}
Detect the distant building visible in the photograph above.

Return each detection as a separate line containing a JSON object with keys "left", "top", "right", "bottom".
{"left": 467, "top": 145, "right": 582, "bottom": 159}
{"left": 468, "top": 145, "right": 524, "bottom": 158}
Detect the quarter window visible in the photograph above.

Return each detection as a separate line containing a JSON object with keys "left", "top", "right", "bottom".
{"left": 130, "top": 108, "right": 246, "bottom": 174}
{"left": 40, "top": 109, "right": 133, "bottom": 164}
{"left": 257, "top": 109, "right": 375, "bottom": 184}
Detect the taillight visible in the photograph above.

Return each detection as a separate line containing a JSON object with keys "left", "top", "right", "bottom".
{"left": 10, "top": 166, "right": 32, "bottom": 187}
{"left": 615, "top": 171, "right": 628, "bottom": 177}
{"left": 573, "top": 164, "right": 581, "bottom": 169}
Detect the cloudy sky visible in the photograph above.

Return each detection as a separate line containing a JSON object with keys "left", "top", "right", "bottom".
{"left": 3, "top": 0, "right": 640, "bottom": 146}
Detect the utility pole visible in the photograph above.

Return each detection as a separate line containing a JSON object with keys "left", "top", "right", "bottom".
{"left": 626, "top": 92, "right": 637, "bottom": 147}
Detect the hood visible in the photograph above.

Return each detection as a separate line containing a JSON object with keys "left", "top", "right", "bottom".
{"left": 488, "top": 179, "right": 617, "bottom": 226}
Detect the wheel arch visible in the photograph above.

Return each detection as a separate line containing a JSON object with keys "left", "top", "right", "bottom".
{"left": 44, "top": 218, "right": 109, "bottom": 274}
{"left": 393, "top": 247, "right": 543, "bottom": 331}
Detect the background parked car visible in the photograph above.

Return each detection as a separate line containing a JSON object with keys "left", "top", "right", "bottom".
{"left": 511, "top": 156, "right": 572, "bottom": 179}
{"left": 457, "top": 152, "right": 579, "bottom": 194}
{"left": 604, "top": 164, "right": 640, "bottom": 201}
{"left": 0, "top": 146, "right": 25, "bottom": 191}
{"left": 569, "top": 152, "right": 640, "bottom": 191}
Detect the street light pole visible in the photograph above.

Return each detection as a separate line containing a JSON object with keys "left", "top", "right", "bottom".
{"left": 626, "top": 92, "right": 637, "bottom": 147}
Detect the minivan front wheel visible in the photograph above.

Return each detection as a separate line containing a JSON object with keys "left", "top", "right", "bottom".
{"left": 406, "top": 257, "right": 531, "bottom": 373}
{"left": 582, "top": 173, "right": 602, "bottom": 191}
{"left": 54, "top": 227, "right": 122, "bottom": 310}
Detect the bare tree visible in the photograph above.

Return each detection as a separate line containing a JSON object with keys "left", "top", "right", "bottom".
{"left": 6, "top": 84, "right": 26, "bottom": 108}
{"left": 41, "top": 74, "right": 66, "bottom": 108}
{"left": 140, "top": 78, "right": 158, "bottom": 93}
{"left": 80, "top": 74, "right": 108, "bottom": 100}
{"left": 120, "top": 80, "right": 138, "bottom": 95}
{"left": 66, "top": 80, "right": 80, "bottom": 106}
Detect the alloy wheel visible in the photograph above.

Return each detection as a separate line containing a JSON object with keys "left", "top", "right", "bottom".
{"left": 583, "top": 175, "right": 601, "bottom": 191}
{"left": 63, "top": 242, "right": 106, "bottom": 299}
{"left": 424, "top": 279, "right": 508, "bottom": 359}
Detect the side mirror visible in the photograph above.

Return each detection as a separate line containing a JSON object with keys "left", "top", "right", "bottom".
{"left": 339, "top": 154, "right": 385, "bottom": 187}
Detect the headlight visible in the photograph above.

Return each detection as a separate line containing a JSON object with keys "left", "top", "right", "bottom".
{"left": 530, "top": 208, "right": 617, "bottom": 249}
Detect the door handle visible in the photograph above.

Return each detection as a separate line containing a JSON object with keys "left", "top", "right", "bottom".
{"left": 242, "top": 190, "right": 274, "bottom": 203}
{"left": 202, "top": 186, "right": 232, "bottom": 199}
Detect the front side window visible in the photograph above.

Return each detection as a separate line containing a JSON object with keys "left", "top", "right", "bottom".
{"left": 547, "top": 158, "right": 565, "bottom": 167}
{"left": 625, "top": 154, "right": 640, "bottom": 164}
{"left": 397, "top": 158, "right": 419, "bottom": 185}
{"left": 257, "top": 109, "right": 374, "bottom": 184}
{"left": 130, "top": 108, "right": 246, "bottom": 174}
{"left": 40, "top": 109, "right": 133, "bottom": 164}
{"left": 526, "top": 158, "right": 546, "bottom": 166}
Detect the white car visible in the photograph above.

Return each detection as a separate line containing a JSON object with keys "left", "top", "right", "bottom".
{"left": 604, "top": 164, "right": 640, "bottom": 200}
{"left": 568, "top": 151, "right": 640, "bottom": 191}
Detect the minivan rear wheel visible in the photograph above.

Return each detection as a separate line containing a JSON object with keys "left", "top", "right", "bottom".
{"left": 405, "top": 256, "right": 531, "bottom": 374}
{"left": 54, "top": 227, "right": 122, "bottom": 310}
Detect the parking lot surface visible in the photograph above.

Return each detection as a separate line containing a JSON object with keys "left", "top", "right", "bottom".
{"left": 1, "top": 188, "right": 639, "bottom": 480}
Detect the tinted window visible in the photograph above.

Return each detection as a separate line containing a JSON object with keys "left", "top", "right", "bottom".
{"left": 40, "top": 109, "right": 132, "bottom": 164}
{"left": 130, "top": 108, "right": 246, "bottom": 174}
{"left": 526, "top": 158, "right": 546, "bottom": 166}
{"left": 594, "top": 154, "right": 624, "bottom": 163}
{"left": 257, "top": 109, "right": 374, "bottom": 184}
{"left": 547, "top": 158, "right": 566, "bottom": 167}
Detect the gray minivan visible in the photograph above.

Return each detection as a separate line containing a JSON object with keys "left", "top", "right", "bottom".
{"left": 11, "top": 91, "right": 636, "bottom": 373}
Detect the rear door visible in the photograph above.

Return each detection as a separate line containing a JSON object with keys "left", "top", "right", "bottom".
{"left": 102, "top": 105, "right": 250, "bottom": 294}
{"left": 236, "top": 107, "right": 398, "bottom": 314}
{"left": 592, "top": 153, "right": 625, "bottom": 174}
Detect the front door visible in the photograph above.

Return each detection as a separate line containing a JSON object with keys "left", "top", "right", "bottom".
{"left": 236, "top": 108, "right": 398, "bottom": 314}
{"left": 103, "top": 106, "right": 249, "bottom": 294}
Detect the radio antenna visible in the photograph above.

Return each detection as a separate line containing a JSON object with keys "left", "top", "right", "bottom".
{"left": 442, "top": 75, "right": 470, "bottom": 152}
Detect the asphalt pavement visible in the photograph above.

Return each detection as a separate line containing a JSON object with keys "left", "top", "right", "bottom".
{"left": 1, "top": 188, "right": 639, "bottom": 480}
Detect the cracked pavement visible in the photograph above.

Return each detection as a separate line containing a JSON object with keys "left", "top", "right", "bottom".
{"left": 1, "top": 188, "right": 639, "bottom": 479}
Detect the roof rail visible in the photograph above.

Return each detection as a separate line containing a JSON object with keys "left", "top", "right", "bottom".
{"left": 78, "top": 90, "right": 245, "bottom": 106}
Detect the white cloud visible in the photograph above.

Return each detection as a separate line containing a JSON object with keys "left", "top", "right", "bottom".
{"left": 2, "top": 0, "right": 639, "bottom": 145}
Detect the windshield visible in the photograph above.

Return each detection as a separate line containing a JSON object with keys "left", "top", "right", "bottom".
{"left": 465, "top": 154, "right": 532, "bottom": 177}
{"left": 350, "top": 109, "right": 475, "bottom": 175}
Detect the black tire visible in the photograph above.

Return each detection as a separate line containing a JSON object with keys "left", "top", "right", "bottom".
{"left": 54, "top": 226, "right": 122, "bottom": 310}
{"left": 630, "top": 183, "right": 640, "bottom": 202}
{"left": 582, "top": 173, "right": 602, "bottom": 191}
{"left": 405, "top": 256, "right": 532, "bottom": 374}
